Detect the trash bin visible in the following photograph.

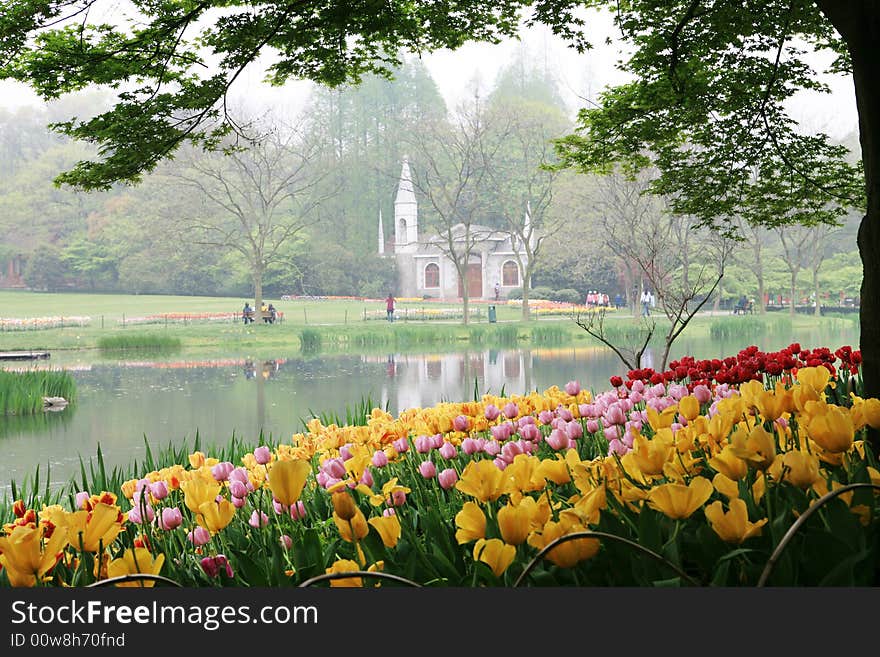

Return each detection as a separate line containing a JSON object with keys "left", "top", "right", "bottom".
{"left": 488, "top": 305, "right": 497, "bottom": 323}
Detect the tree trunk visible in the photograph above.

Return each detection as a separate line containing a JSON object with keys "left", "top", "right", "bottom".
{"left": 814, "top": 267, "right": 822, "bottom": 317}
{"left": 253, "top": 264, "right": 264, "bottom": 324}
{"left": 755, "top": 241, "right": 766, "bottom": 314}
{"left": 789, "top": 270, "right": 797, "bottom": 317}
{"left": 817, "top": 1, "right": 880, "bottom": 449}
{"left": 521, "top": 270, "right": 532, "bottom": 321}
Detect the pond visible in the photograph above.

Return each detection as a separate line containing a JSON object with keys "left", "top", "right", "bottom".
{"left": 0, "top": 322, "right": 860, "bottom": 495}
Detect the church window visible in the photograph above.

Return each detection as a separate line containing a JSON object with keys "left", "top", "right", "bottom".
{"left": 424, "top": 263, "right": 440, "bottom": 288}
{"left": 502, "top": 261, "right": 519, "bottom": 286}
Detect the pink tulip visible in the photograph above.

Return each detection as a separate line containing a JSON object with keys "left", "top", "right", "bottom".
{"left": 383, "top": 508, "right": 396, "bottom": 517}
{"left": 249, "top": 510, "right": 269, "bottom": 528}
{"left": 565, "top": 380, "right": 581, "bottom": 396}
{"left": 578, "top": 403, "right": 591, "bottom": 418}
{"left": 566, "top": 421, "right": 583, "bottom": 440}
{"left": 322, "top": 458, "right": 347, "bottom": 479}
{"left": 74, "top": 491, "right": 90, "bottom": 510}
{"left": 315, "top": 472, "right": 330, "bottom": 488}
{"left": 629, "top": 390, "right": 643, "bottom": 404}
{"left": 493, "top": 457, "right": 509, "bottom": 470}
{"left": 586, "top": 419, "right": 600, "bottom": 434}
{"left": 149, "top": 481, "right": 169, "bottom": 500}
{"left": 461, "top": 438, "right": 480, "bottom": 455}
{"left": 359, "top": 468, "right": 374, "bottom": 487}
{"left": 280, "top": 535, "right": 293, "bottom": 550}
{"left": 546, "top": 429, "right": 569, "bottom": 451}
{"left": 211, "top": 461, "right": 235, "bottom": 482}
{"left": 631, "top": 380, "right": 645, "bottom": 394}
{"left": 187, "top": 526, "right": 211, "bottom": 546}
{"left": 430, "top": 433, "right": 444, "bottom": 449}
{"left": 439, "top": 442, "right": 457, "bottom": 460}
{"left": 453, "top": 415, "right": 471, "bottom": 432}
{"left": 668, "top": 384, "right": 688, "bottom": 401}
{"left": 501, "top": 441, "right": 525, "bottom": 463}
{"left": 201, "top": 555, "right": 233, "bottom": 579}
{"left": 158, "top": 507, "right": 182, "bottom": 531}
{"left": 393, "top": 438, "right": 409, "bottom": 453}
{"left": 372, "top": 450, "right": 389, "bottom": 468}
{"left": 254, "top": 446, "right": 272, "bottom": 465}
{"left": 503, "top": 402, "right": 519, "bottom": 419}
{"left": 415, "top": 436, "right": 433, "bottom": 453}
{"left": 419, "top": 461, "right": 437, "bottom": 479}
{"left": 229, "top": 480, "right": 248, "bottom": 499}
{"left": 605, "top": 405, "right": 627, "bottom": 426}
{"left": 438, "top": 468, "right": 459, "bottom": 490}
{"left": 232, "top": 496, "right": 246, "bottom": 509}
{"left": 558, "top": 407, "right": 573, "bottom": 422}
{"left": 604, "top": 425, "right": 620, "bottom": 442}
{"left": 484, "top": 440, "right": 501, "bottom": 456}
{"left": 538, "top": 410, "right": 555, "bottom": 425}
{"left": 693, "top": 384, "right": 712, "bottom": 404}
{"left": 128, "top": 503, "right": 154, "bottom": 525}
{"left": 339, "top": 444, "right": 353, "bottom": 461}
{"left": 608, "top": 438, "right": 629, "bottom": 456}
{"left": 387, "top": 490, "right": 407, "bottom": 507}
{"left": 519, "top": 423, "right": 541, "bottom": 442}
{"left": 484, "top": 404, "right": 501, "bottom": 421}
{"left": 289, "top": 500, "right": 307, "bottom": 520}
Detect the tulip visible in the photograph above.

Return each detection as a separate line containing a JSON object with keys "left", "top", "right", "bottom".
{"left": 647, "top": 477, "right": 714, "bottom": 519}
{"left": 67, "top": 503, "right": 126, "bottom": 553}
{"left": 565, "top": 380, "right": 581, "bottom": 396}
{"left": 157, "top": 507, "right": 183, "bottom": 531}
{"left": 484, "top": 440, "right": 502, "bottom": 456}
{"left": 268, "top": 459, "right": 311, "bottom": 508}
{"left": 339, "top": 444, "right": 353, "bottom": 461}
{"left": 461, "top": 438, "right": 480, "bottom": 455}
{"left": 325, "top": 559, "right": 363, "bottom": 588}
{"left": 181, "top": 478, "right": 222, "bottom": 516}
{"left": 187, "top": 526, "right": 211, "bottom": 546}
{"left": 0, "top": 525, "right": 68, "bottom": 587}
{"left": 497, "top": 502, "right": 532, "bottom": 546}
{"left": 419, "top": 461, "right": 437, "bottom": 479}
{"left": 538, "top": 410, "right": 555, "bottom": 425}
{"left": 438, "top": 468, "right": 459, "bottom": 490}
{"left": 456, "top": 459, "right": 506, "bottom": 503}
{"left": 127, "top": 503, "right": 154, "bottom": 526}
{"left": 228, "top": 480, "right": 248, "bottom": 499}
{"left": 503, "top": 402, "right": 519, "bottom": 419}
{"left": 520, "top": 423, "right": 542, "bottom": 441}
{"left": 149, "top": 481, "right": 169, "bottom": 501}
{"left": 371, "top": 450, "right": 389, "bottom": 468}
{"left": 806, "top": 403, "right": 855, "bottom": 453}
{"left": 393, "top": 438, "right": 410, "bottom": 453}
{"left": 453, "top": 415, "right": 471, "bottom": 432}
{"left": 107, "top": 547, "right": 165, "bottom": 586}
{"left": 604, "top": 425, "right": 620, "bottom": 442}
{"left": 368, "top": 514, "right": 402, "bottom": 548}
{"left": 231, "top": 496, "right": 246, "bottom": 509}
{"left": 546, "top": 429, "right": 569, "bottom": 451}
{"left": 279, "top": 535, "right": 293, "bottom": 550}
{"left": 322, "top": 458, "right": 347, "bottom": 479}
{"left": 74, "top": 491, "right": 90, "bottom": 510}
{"left": 200, "top": 554, "right": 233, "bottom": 579}
{"left": 678, "top": 395, "right": 701, "bottom": 422}
{"left": 454, "top": 502, "right": 487, "bottom": 544}
{"left": 473, "top": 538, "right": 516, "bottom": 577}
{"left": 566, "top": 421, "right": 583, "bottom": 440}
{"left": 249, "top": 510, "right": 269, "bottom": 528}
{"left": 769, "top": 451, "right": 820, "bottom": 489}
{"left": 211, "top": 461, "right": 234, "bottom": 482}
{"left": 586, "top": 419, "right": 600, "bottom": 434}
{"left": 197, "top": 499, "right": 236, "bottom": 534}
{"left": 414, "top": 436, "right": 432, "bottom": 453}
{"left": 253, "top": 446, "right": 272, "bottom": 465}
{"left": 527, "top": 516, "right": 599, "bottom": 568}
{"left": 334, "top": 509, "right": 369, "bottom": 542}
{"left": 484, "top": 404, "right": 501, "bottom": 421}
{"left": 387, "top": 490, "right": 407, "bottom": 507}
{"left": 704, "top": 498, "right": 768, "bottom": 544}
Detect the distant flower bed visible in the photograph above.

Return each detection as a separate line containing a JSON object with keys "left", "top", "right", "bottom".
{"left": 0, "top": 316, "right": 91, "bottom": 331}
{"left": 364, "top": 307, "right": 485, "bottom": 321}
{"left": 118, "top": 312, "right": 283, "bottom": 326}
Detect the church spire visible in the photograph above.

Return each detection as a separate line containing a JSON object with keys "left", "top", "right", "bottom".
{"left": 378, "top": 208, "right": 385, "bottom": 255}
{"left": 394, "top": 156, "right": 418, "bottom": 250}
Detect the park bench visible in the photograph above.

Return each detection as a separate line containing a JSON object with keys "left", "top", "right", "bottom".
{"left": 732, "top": 300, "right": 754, "bottom": 315}
{"left": 242, "top": 309, "right": 282, "bottom": 324}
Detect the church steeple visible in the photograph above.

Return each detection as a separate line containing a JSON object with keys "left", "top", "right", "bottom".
{"left": 394, "top": 156, "right": 418, "bottom": 252}
{"left": 378, "top": 208, "right": 385, "bottom": 255}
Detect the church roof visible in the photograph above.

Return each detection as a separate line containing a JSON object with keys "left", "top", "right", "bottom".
{"left": 395, "top": 158, "right": 417, "bottom": 206}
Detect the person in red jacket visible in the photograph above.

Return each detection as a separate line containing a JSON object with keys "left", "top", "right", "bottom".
{"left": 385, "top": 293, "right": 395, "bottom": 322}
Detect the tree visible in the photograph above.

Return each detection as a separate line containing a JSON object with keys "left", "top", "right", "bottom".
{"left": 406, "top": 92, "right": 503, "bottom": 325}
{"left": 164, "top": 120, "right": 323, "bottom": 314}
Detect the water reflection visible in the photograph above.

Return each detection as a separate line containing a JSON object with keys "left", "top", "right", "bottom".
{"left": 0, "top": 326, "right": 860, "bottom": 494}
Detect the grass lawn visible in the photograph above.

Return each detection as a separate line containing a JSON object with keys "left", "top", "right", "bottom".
{"left": 0, "top": 290, "right": 856, "bottom": 354}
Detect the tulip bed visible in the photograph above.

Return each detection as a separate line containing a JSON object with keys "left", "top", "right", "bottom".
{"left": 2, "top": 343, "right": 880, "bottom": 587}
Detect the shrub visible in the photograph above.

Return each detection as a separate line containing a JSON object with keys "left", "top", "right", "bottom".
{"left": 506, "top": 288, "right": 524, "bottom": 300}
{"left": 530, "top": 286, "right": 554, "bottom": 301}
{"left": 554, "top": 288, "right": 582, "bottom": 304}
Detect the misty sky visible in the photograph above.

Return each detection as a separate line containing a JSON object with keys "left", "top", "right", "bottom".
{"left": 0, "top": 9, "right": 860, "bottom": 141}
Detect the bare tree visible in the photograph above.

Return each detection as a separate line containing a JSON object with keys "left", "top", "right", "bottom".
{"left": 575, "top": 308, "right": 655, "bottom": 371}
{"left": 776, "top": 225, "right": 815, "bottom": 317}
{"left": 406, "top": 93, "right": 505, "bottom": 325}
{"left": 164, "top": 119, "right": 323, "bottom": 316}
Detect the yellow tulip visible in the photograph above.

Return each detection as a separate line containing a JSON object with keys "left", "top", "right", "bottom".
{"left": 678, "top": 395, "right": 701, "bottom": 422}
{"left": 708, "top": 446, "right": 748, "bottom": 481}
{"left": 796, "top": 366, "right": 832, "bottom": 393}
{"left": 536, "top": 457, "right": 571, "bottom": 485}
{"left": 473, "top": 538, "right": 516, "bottom": 577}
{"left": 497, "top": 501, "right": 533, "bottom": 546}
{"left": 738, "top": 380, "right": 765, "bottom": 410}
{"left": 456, "top": 459, "right": 506, "bottom": 503}
{"left": 325, "top": 559, "right": 363, "bottom": 587}
{"left": 527, "top": 514, "right": 599, "bottom": 568}
{"left": 729, "top": 424, "right": 776, "bottom": 470}
{"left": 267, "top": 459, "right": 311, "bottom": 507}
{"left": 334, "top": 509, "right": 369, "bottom": 542}
{"left": 367, "top": 514, "right": 401, "bottom": 548}
{"left": 768, "top": 451, "right": 820, "bottom": 489}
{"left": 647, "top": 477, "right": 714, "bottom": 519}
{"left": 755, "top": 383, "right": 792, "bottom": 421}
{"left": 454, "top": 502, "right": 486, "bottom": 544}
{"left": 331, "top": 492, "right": 359, "bottom": 521}
{"left": 0, "top": 525, "right": 68, "bottom": 587}
{"left": 180, "top": 478, "right": 221, "bottom": 515}
{"left": 646, "top": 405, "right": 678, "bottom": 430}
{"left": 704, "top": 499, "right": 767, "bottom": 544}
{"left": 197, "top": 499, "right": 236, "bottom": 534}
{"left": 712, "top": 473, "right": 741, "bottom": 500}
{"left": 863, "top": 398, "right": 880, "bottom": 428}
{"left": 106, "top": 548, "right": 165, "bottom": 587}
{"left": 631, "top": 430, "right": 675, "bottom": 476}
{"left": 806, "top": 404, "right": 855, "bottom": 454}
{"left": 67, "top": 503, "right": 126, "bottom": 553}
{"left": 504, "top": 454, "right": 546, "bottom": 493}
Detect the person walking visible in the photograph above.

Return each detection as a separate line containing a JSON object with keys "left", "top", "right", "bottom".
{"left": 641, "top": 290, "right": 651, "bottom": 317}
{"left": 385, "top": 293, "right": 395, "bottom": 322}
{"left": 242, "top": 302, "right": 254, "bottom": 324}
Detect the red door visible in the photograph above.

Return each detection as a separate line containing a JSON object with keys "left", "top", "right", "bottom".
{"left": 458, "top": 263, "right": 482, "bottom": 298}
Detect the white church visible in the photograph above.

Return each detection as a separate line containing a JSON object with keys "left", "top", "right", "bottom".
{"left": 378, "top": 158, "right": 532, "bottom": 301}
